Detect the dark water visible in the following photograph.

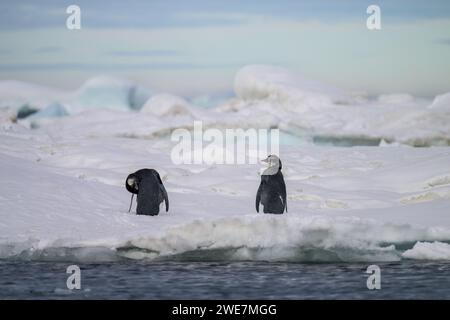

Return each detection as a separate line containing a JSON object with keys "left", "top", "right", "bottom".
{"left": 1, "top": 260, "right": 450, "bottom": 299}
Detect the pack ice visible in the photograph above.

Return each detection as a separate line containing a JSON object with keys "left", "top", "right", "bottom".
{"left": 0, "top": 65, "right": 450, "bottom": 262}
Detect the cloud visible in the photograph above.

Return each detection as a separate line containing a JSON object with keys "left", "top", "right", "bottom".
{"left": 0, "top": 62, "right": 237, "bottom": 71}
{"left": 435, "top": 38, "right": 450, "bottom": 45}
{"left": 2, "top": 0, "right": 450, "bottom": 30}
{"left": 33, "top": 46, "right": 64, "bottom": 54}
{"left": 106, "top": 49, "right": 181, "bottom": 57}
{"left": 0, "top": 0, "right": 249, "bottom": 30}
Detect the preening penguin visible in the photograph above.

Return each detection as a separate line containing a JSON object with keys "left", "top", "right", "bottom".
{"left": 126, "top": 169, "right": 169, "bottom": 216}
{"left": 255, "top": 155, "right": 287, "bottom": 214}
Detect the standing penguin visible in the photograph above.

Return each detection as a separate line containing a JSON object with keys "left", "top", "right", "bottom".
{"left": 126, "top": 169, "right": 169, "bottom": 216}
{"left": 255, "top": 155, "right": 287, "bottom": 214}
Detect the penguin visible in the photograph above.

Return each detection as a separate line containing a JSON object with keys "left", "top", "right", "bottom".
{"left": 125, "top": 169, "right": 169, "bottom": 216}
{"left": 255, "top": 155, "right": 287, "bottom": 214}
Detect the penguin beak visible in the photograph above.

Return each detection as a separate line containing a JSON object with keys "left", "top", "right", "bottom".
{"left": 260, "top": 158, "right": 269, "bottom": 170}
{"left": 259, "top": 157, "right": 270, "bottom": 175}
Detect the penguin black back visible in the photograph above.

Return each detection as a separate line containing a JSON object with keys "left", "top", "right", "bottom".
{"left": 256, "top": 155, "right": 287, "bottom": 214}
{"left": 125, "top": 168, "right": 169, "bottom": 216}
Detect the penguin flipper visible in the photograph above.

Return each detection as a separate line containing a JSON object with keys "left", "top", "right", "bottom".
{"left": 280, "top": 179, "right": 287, "bottom": 213}
{"left": 256, "top": 183, "right": 262, "bottom": 213}
{"left": 160, "top": 183, "right": 169, "bottom": 212}
{"left": 153, "top": 171, "right": 169, "bottom": 212}
{"left": 128, "top": 193, "right": 135, "bottom": 213}
{"left": 283, "top": 194, "right": 287, "bottom": 213}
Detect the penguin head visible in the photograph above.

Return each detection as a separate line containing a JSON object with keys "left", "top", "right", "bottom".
{"left": 125, "top": 173, "right": 139, "bottom": 194}
{"left": 261, "top": 154, "right": 282, "bottom": 175}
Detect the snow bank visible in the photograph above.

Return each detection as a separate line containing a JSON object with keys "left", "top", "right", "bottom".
{"left": 119, "top": 215, "right": 450, "bottom": 262}
{"left": 1, "top": 65, "right": 450, "bottom": 263}
{"left": 189, "top": 94, "right": 231, "bottom": 109}
{"left": 403, "top": 242, "right": 450, "bottom": 260}
{"left": 1, "top": 66, "right": 449, "bottom": 146}
{"left": 0, "top": 77, "right": 151, "bottom": 116}
{"left": 1, "top": 129, "right": 450, "bottom": 262}
{"left": 428, "top": 92, "right": 450, "bottom": 110}
{"left": 377, "top": 93, "right": 417, "bottom": 106}
{"left": 71, "top": 76, "right": 150, "bottom": 112}
{"left": 0, "top": 108, "right": 16, "bottom": 123}
{"left": 234, "top": 65, "right": 348, "bottom": 107}
{"left": 225, "top": 65, "right": 450, "bottom": 146}
{"left": 141, "top": 93, "right": 193, "bottom": 117}
{"left": 0, "top": 80, "right": 67, "bottom": 110}
{"left": 19, "top": 103, "right": 69, "bottom": 129}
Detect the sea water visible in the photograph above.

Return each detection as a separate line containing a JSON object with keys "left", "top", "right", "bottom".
{"left": 1, "top": 260, "right": 450, "bottom": 299}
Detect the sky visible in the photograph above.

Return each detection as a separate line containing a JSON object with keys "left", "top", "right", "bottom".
{"left": 0, "top": 0, "right": 449, "bottom": 97}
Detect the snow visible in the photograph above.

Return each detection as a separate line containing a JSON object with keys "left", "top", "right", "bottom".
{"left": 234, "top": 65, "right": 347, "bottom": 104}
{"left": 141, "top": 94, "right": 193, "bottom": 117}
{"left": 20, "top": 102, "right": 69, "bottom": 129}
{"left": 403, "top": 242, "right": 450, "bottom": 260}
{"left": 0, "top": 80, "right": 68, "bottom": 110}
{"left": 70, "top": 76, "right": 151, "bottom": 112}
{"left": 229, "top": 65, "right": 450, "bottom": 147}
{"left": 0, "top": 76, "right": 151, "bottom": 116}
{"left": 428, "top": 92, "right": 450, "bottom": 110}
{"left": 1, "top": 64, "right": 450, "bottom": 262}
{"left": 189, "top": 94, "right": 231, "bottom": 109}
{"left": 1, "top": 130, "right": 450, "bottom": 262}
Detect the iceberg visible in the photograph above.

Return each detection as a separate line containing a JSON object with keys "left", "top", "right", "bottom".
{"left": 0, "top": 78, "right": 151, "bottom": 115}
{"left": 428, "top": 92, "right": 450, "bottom": 110}
{"left": 2, "top": 66, "right": 448, "bottom": 146}
{"left": 19, "top": 102, "right": 69, "bottom": 129}
{"left": 403, "top": 242, "right": 450, "bottom": 260}
{"left": 141, "top": 93, "right": 193, "bottom": 117}
{"left": 28, "top": 102, "right": 69, "bottom": 119}
{"left": 16, "top": 104, "right": 39, "bottom": 119}
{"left": 189, "top": 93, "right": 233, "bottom": 109}
{"left": 1, "top": 131, "right": 450, "bottom": 262}
{"left": 0, "top": 80, "right": 67, "bottom": 110}
{"left": 1, "top": 65, "right": 450, "bottom": 263}
{"left": 70, "top": 76, "right": 151, "bottom": 112}
{"left": 234, "top": 64, "right": 349, "bottom": 106}
{"left": 226, "top": 65, "right": 450, "bottom": 146}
